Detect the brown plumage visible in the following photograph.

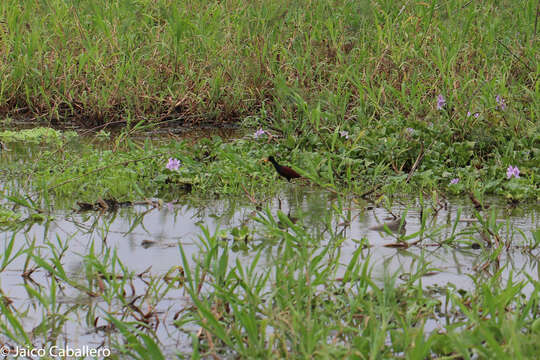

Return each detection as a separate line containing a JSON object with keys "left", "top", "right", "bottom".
{"left": 266, "top": 156, "right": 301, "bottom": 182}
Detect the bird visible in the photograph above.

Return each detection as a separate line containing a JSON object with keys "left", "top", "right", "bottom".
{"left": 266, "top": 156, "right": 301, "bottom": 182}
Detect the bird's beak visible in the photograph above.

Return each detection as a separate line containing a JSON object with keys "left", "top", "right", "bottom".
{"left": 262, "top": 158, "right": 268, "bottom": 162}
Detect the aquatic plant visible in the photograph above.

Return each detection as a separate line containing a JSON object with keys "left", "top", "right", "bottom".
{"left": 166, "top": 157, "right": 181, "bottom": 171}
{"left": 436, "top": 94, "right": 446, "bottom": 110}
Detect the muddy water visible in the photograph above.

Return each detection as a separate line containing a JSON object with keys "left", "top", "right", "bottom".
{"left": 1, "top": 185, "right": 539, "bottom": 355}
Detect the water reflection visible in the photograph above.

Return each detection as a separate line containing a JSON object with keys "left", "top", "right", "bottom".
{"left": 0, "top": 187, "right": 538, "bottom": 352}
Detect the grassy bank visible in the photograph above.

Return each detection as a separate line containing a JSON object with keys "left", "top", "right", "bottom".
{"left": 0, "top": 0, "right": 538, "bottom": 128}
{"left": 1, "top": 0, "right": 538, "bottom": 203}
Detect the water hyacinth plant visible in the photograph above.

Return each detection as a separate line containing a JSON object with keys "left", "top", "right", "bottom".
{"left": 166, "top": 158, "right": 181, "bottom": 171}
{"left": 436, "top": 94, "right": 446, "bottom": 110}
{"left": 253, "top": 128, "right": 265, "bottom": 138}
{"left": 506, "top": 165, "right": 520, "bottom": 179}
{"left": 496, "top": 95, "right": 507, "bottom": 110}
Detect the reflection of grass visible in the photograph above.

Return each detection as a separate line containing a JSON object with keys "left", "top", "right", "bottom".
{"left": 0, "top": 198, "right": 538, "bottom": 358}
{"left": 177, "top": 209, "right": 540, "bottom": 358}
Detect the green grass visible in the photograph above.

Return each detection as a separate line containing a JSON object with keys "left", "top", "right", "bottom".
{"left": 176, "top": 210, "right": 540, "bottom": 358}
{"left": 0, "top": 126, "right": 538, "bottom": 208}
{"left": 1, "top": 0, "right": 538, "bottom": 203}
{"left": 0, "top": 0, "right": 537, "bottom": 127}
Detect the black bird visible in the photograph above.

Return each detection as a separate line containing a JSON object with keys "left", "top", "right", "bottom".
{"left": 266, "top": 156, "right": 301, "bottom": 182}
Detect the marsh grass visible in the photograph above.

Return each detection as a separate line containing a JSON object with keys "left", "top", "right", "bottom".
{"left": 1, "top": 1, "right": 539, "bottom": 202}
{"left": 0, "top": 126, "right": 537, "bottom": 212}
{"left": 0, "top": 0, "right": 537, "bottom": 129}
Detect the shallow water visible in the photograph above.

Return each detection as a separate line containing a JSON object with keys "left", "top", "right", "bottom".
{"left": 0, "top": 184, "right": 538, "bottom": 355}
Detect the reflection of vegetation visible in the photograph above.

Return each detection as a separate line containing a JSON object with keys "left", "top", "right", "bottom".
{"left": 0, "top": 195, "right": 538, "bottom": 357}
{"left": 178, "top": 208, "right": 540, "bottom": 358}
{"left": 0, "top": 205, "right": 48, "bottom": 231}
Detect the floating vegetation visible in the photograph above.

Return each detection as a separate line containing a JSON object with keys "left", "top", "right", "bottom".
{"left": 0, "top": 127, "right": 77, "bottom": 145}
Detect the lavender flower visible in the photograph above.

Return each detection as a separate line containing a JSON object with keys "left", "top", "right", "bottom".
{"left": 436, "top": 94, "right": 446, "bottom": 110}
{"left": 496, "top": 95, "right": 506, "bottom": 110}
{"left": 166, "top": 157, "right": 181, "bottom": 171}
{"left": 339, "top": 130, "right": 349, "bottom": 139}
{"left": 467, "top": 111, "right": 480, "bottom": 118}
{"left": 450, "top": 178, "right": 460, "bottom": 185}
{"left": 405, "top": 127, "right": 415, "bottom": 135}
{"left": 506, "top": 165, "right": 520, "bottom": 179}
{"left": 253, "top": 128, "right": 265, "bottom": 138}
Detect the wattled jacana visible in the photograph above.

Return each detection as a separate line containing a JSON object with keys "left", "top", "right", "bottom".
{"left": 266, "top": 156, "right": 301, "bottom": 182}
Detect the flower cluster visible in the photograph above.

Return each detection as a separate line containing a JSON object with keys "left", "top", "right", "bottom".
{"left": 166, "top": 158, "right": 181, "bottom": 171}
{"left": 436, "top": 94, "right": 507, "bottom": 116}
{"left": 436, "top": 94, "right": 446, "bottom": 110}
{"left": 253, "top": 128, "right": 265, "bottom": 138}
{"left": 506, "top": 165, "right": 519, "bottom": 179}
{"left": 496, "top": 95, "right": 506, "bottom": 110}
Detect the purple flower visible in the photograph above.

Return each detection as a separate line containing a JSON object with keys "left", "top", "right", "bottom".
{"left": 166, "top": 157, "right": 181, "bottom": 171}
{"left": 339, "top": 130, "right": 349, "bottom": 139}
{"left": 436, "top": 94, "right": 446, "bottom": 110}
{"left": 405, "top": 127, "right": 415, "bottom": 135}
{"left": 496, "top": 95, "right": 506, "bottom": 110}
{"left": 467, "top": 111, "right": 480, "bottom": 118}
{"left": 253, "top": 128, "right": 265, "bottom": 138}
{"left": 506, "top": 165, "right": 520, "bottom": 179}
{"left": 450, "top": 178, "right": 460, "bottom": 185}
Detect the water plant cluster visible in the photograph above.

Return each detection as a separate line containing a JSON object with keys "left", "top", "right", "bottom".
{"left": 0, "top": 125, "right": 538, "bottom": 210}
{"left": 1, "top": 0, "right": 538, "bottom": 204}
